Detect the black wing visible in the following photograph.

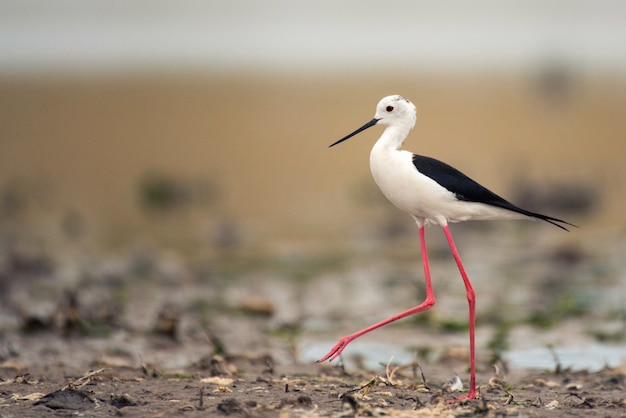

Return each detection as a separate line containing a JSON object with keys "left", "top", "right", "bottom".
{"left": 412, "top": 154, "right": 574, "bottom": 231}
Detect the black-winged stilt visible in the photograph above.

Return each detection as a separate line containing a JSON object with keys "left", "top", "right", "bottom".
{"left": 319, "top": 95, "right": 573, "bottom": 401}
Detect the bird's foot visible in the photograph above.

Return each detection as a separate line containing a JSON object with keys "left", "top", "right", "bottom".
{"left": 318, "top": 337, "right": 351, "bottom": 363}
{"left": 449, "top": 389, "right": 477, "bottom": 403}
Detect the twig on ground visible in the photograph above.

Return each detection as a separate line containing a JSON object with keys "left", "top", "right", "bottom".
{"left": 66, "top": 368, "right": 108, "bottom": 390}
{"left": 547, "top": 344, "right": 563, "bottom": 374}
{"left": 383, "top": 356, "right": 400, "bottom": 385}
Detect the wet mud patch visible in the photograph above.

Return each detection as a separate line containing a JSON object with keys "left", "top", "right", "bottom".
{"left": 1, "top": 352, "right": 625, "bottom": 417}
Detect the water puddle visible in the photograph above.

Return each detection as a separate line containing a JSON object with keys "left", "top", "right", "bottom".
{"left": 301, "top": 340, "right": 626, "bottom": 372}
{"left": 505, "top": 345, "right": 626, "bottom": 372}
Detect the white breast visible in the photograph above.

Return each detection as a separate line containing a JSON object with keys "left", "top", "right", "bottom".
{"left": 370, "top": 146, "right": 452, "bottom": 223}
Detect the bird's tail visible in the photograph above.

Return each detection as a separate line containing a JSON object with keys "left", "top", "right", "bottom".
{"left": 515, "top": 208, "right": 576, "bottom": 231}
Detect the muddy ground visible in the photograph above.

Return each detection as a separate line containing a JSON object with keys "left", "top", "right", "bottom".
{"left": 0, "top": 243, "right": 624, "bottom": 418}
{"left": 0, "top": 228, "right": 623, "bottom": 418}
{"left": 0, "top": 337, "right": 625, "bottom": 417}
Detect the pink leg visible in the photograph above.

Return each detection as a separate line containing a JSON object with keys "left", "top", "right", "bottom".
{"left": 442, "top": 225, "right": 477, "bottom": 401}
{"left": 318, "top": 226, "right": 435, "bottom": 363}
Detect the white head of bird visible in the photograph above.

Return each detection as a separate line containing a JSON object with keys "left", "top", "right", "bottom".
{"left": 329, "top": 95, "right": 416, "bottom": 150}
{"left": 375, "top": 95, "right": 417, "bottom": 130}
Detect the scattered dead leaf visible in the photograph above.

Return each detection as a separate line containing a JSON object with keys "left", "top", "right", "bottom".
{"left": 200, "top": 376, "right": 234, "bottom": 385}
{"left": 12, "top": 393, "right": 45, "bottom": 401}
{"left": 545, "top": 400, "right": 559, "bottom": 409}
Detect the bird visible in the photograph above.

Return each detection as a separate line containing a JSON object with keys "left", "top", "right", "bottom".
{"left": 318, "top": 95, "right": 574, "bottom": 401}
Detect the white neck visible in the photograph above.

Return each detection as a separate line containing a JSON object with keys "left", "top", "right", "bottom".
{"left": 374, "top": 124, "right": 412, "bottom": 152}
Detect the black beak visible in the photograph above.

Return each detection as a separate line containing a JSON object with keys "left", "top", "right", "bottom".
{"left": 329, "top": 118, "right": 379, "bottom": 148}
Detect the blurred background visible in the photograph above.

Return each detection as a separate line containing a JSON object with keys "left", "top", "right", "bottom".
{"left": 0, "top": 0, "right": 624, "bottom": 373}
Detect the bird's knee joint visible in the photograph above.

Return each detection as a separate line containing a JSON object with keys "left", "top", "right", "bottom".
{"left": 466, "top": 290, "right": 476, "bottom": 304}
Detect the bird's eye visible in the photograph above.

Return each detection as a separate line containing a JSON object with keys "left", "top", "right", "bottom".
{"left": 386, "top": 106, "right": 394, "bottom": 112}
